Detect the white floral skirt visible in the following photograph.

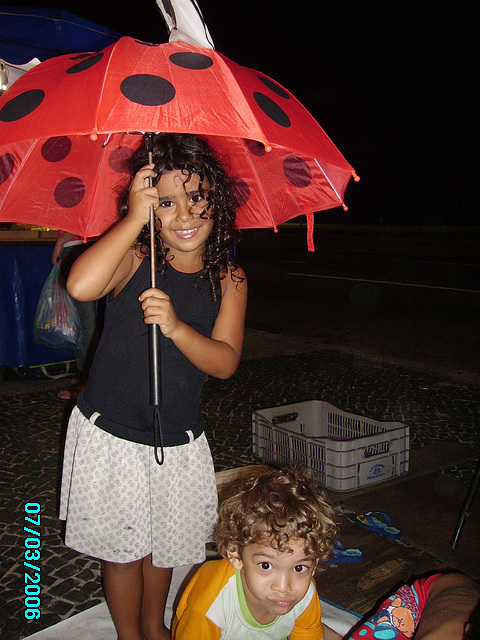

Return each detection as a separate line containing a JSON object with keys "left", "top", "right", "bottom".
{"left": 60, "top": 406, "right": 218, "bottom": 567}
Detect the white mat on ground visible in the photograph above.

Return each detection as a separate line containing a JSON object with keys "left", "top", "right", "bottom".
{"left": 24, "top": 563, "right": 361, "bottom": 639}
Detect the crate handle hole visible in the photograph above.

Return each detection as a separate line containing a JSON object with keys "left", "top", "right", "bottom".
{"left": 272, "top": 412, "right": 299, "bottom": 425}
{"left": 364, "top": 442, "right": 391, "bottom": 458}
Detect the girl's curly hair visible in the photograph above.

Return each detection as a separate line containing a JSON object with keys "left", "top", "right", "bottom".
{"left": 214, "top": 466, "right": 337, "bottom": 561}
{"left": 118, "top": 133, "right": 241, "bottom": 300}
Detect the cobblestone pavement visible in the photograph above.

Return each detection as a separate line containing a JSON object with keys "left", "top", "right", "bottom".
{"left": 1, "top": 339, "right": 479, "bottom": 639}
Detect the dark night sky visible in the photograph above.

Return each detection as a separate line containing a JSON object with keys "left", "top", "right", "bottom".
{"left": 7, "top": 1, "right": 478, "bottom": 226}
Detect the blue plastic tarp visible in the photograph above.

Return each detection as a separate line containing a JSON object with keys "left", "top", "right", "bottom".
{"left": 0, "top": 6, "right": 122, "bottom": 63}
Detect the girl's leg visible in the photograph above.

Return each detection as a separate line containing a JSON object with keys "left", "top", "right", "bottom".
{"left": 103, "top": 558, "right": 144, "bottom": 640}
{"left": 140, "top": 555, "right": 173, "bottom": 640}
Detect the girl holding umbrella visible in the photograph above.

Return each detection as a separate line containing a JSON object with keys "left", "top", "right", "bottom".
{"left": 60, "top": 132, "right": 247, "bottom": 640}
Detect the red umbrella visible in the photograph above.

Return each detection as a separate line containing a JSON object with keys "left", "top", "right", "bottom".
{"left": 0, "top": 32, "right": 358, "bottom": 443}
{"left": 0, "top": 37, "right": 358, "bottom": 248}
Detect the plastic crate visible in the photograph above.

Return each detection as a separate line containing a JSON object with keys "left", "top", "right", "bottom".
{"left": 252, "top": 400, "right": 409, "bottom": 491}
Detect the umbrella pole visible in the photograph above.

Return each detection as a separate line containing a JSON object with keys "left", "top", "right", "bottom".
{"left": 146, "top": 134, "right": 162, "bottom": 408}
{"left": 148, "top": 216, "right": 162, "bottom": 408}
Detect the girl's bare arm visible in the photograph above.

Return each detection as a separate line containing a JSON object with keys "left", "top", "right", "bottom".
{"left": 139, "top": 266, "right": 247, "bottom": 379}
{"left": 66, "top": 217, "right": 143, "bottom": 301}
{"left": 67, "top": 165, "right": 158, "bottom": 301}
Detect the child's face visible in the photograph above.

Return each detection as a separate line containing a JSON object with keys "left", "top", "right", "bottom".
{"left": 154, "top": 169, "right": 213, "bottom": 263}
{"left": 228, "top": 538, "right": 317, "bottom": 625}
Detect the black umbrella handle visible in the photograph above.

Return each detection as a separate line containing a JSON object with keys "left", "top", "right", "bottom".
{"left": 149, "top": 323, "right": 162, "bottom": 407}
{"left": 145, "top": 133, "right": 162, "bottom": 408}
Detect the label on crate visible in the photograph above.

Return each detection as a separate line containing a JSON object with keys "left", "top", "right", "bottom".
{"left": 358, "top": 458, "right": 394, "bottom": 485}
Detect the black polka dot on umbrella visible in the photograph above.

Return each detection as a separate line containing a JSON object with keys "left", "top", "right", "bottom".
{"left": 54, "top": 177, "right": 86, "bottom": 208}
{"left": 230, "top": 177, "right": 251, "bottom": 208}
{"left": 41, "top": 137, "right": 72, "bottom": 163}
{"left": 169, "top": 52, "right": 213, "bottom": 70}
{"left": 283, "top": 156, "right": 312, "bottom": 188}
{"left": 257, "top": 75, "right": 290, "bottom": 99}
{"left": 244, "top": 139, "right": 266, "bottom": 157}
{"left": 0, "top": 153, "right": 15, "bottom": 185}
{"left": 109, "top": 146, "right": 135, "bottom": 173}
{"left": 120, "top": 74, "right": 176, "bottom": 106}
{"left": 70, "top": 54, "right": 93, "bottom": 61}
{"left": 66, "top": 53, "right": 104, "bottom": 75}
{"left": 253, "top": 92, "right": 291, "bottom": 128}
{"left": 0, "top": 89, "right": 45, "bottom": 123}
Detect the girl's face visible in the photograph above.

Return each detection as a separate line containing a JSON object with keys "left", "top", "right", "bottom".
{"left": 154, "top": 169, "right": 214, "bottom": 266}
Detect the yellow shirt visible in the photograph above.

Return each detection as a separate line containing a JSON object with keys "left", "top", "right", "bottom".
{"left": 172, "top": 558, "right": 324, "bottom": 640}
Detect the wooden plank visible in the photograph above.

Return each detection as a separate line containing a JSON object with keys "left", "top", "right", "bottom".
{"left": 314, "top": 519, "right": 447, "bottom": 615}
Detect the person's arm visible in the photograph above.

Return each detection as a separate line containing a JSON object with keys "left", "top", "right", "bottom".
{"left": 414, "top": 573, "right": 480, "bottom": 640}
{"left": 139, "top": 265, "right": 247, "bottom": 379}
{"left": 67, "top": 164, "right": 159, "bottom": 301}
{"left": 51, "top": 231, "right": 75, "bottom": 264}
{"left": 323, "top": 625, "right": 342, "bottom": 640}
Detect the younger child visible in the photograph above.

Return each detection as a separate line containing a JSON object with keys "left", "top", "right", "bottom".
{"left": 172, "top": 465, "right": 339, "bottom": 640}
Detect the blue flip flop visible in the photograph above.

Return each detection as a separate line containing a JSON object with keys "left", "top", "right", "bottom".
{"left": 350, "top": 511, "right": 401, "bottom": 540}
{"left": 320, "top": 540, "right": 364, "bottom": 563}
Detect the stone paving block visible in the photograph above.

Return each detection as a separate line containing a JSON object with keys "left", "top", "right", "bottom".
{"left": 48, "top": 599, "right": 78, "bottom": 616}
{"left": 48, "top": 577, "right": 77, "bottom": 597}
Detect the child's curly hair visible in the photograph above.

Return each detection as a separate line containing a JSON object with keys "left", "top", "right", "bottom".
{"left": 117, "top": 132, "right": 241, "bottom": 301}
{"left": 214, "top": 466, "right": 337, "bottom": 561}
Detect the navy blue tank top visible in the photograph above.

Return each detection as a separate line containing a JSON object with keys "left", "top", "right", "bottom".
{"left": 78, "top": 259, "right": 221, "bottom": 445}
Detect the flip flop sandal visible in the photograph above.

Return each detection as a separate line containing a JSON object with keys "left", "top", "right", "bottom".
{"left": 348, "top": 511, "right": 401, "bottom": 540}
{"left": 320, "top": 540, "right": 364, "bottom": 563}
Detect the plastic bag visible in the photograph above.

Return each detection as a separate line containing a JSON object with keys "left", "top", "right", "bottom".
{"left": 33, "top": 262, "right": 83, "bottom": 349}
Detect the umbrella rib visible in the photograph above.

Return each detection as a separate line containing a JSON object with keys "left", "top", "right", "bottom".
{"left": 238, "top": 139, "right": 277, "bottom": 230}
{"left": 92, "top": 41, "right": 118, "bottom": 136}
{"left": 313, "top": 157, "right": 346, "bottom": 209}
{"left": 82, "top": 134, "right": 111, "bottom": 240}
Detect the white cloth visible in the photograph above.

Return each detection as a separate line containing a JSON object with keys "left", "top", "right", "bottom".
{"left": 155, "top": 0, "right": 214, "bottom": 48}
{"left": 23, "top": 594, "right": 361, "bottom": 639}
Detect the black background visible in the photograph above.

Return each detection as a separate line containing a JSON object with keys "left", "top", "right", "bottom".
{"left": 8, "top": 1, "right": 478, "bottom": 225}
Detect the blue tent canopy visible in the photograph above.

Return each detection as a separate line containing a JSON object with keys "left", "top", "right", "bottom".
{"left": 0, "top": 6, "right": 122, "bottom": 63}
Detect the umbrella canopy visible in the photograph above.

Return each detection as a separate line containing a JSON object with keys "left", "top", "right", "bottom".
{"left": 0, "top": 37, "right": 357, "bottom": 246}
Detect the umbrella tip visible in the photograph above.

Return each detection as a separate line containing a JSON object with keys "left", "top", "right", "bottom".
{"left": 352, "top": 170, "right": 360, "bottom": 182}
{"left": 90, "top": 132, "right": 98, "bottom": 141}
